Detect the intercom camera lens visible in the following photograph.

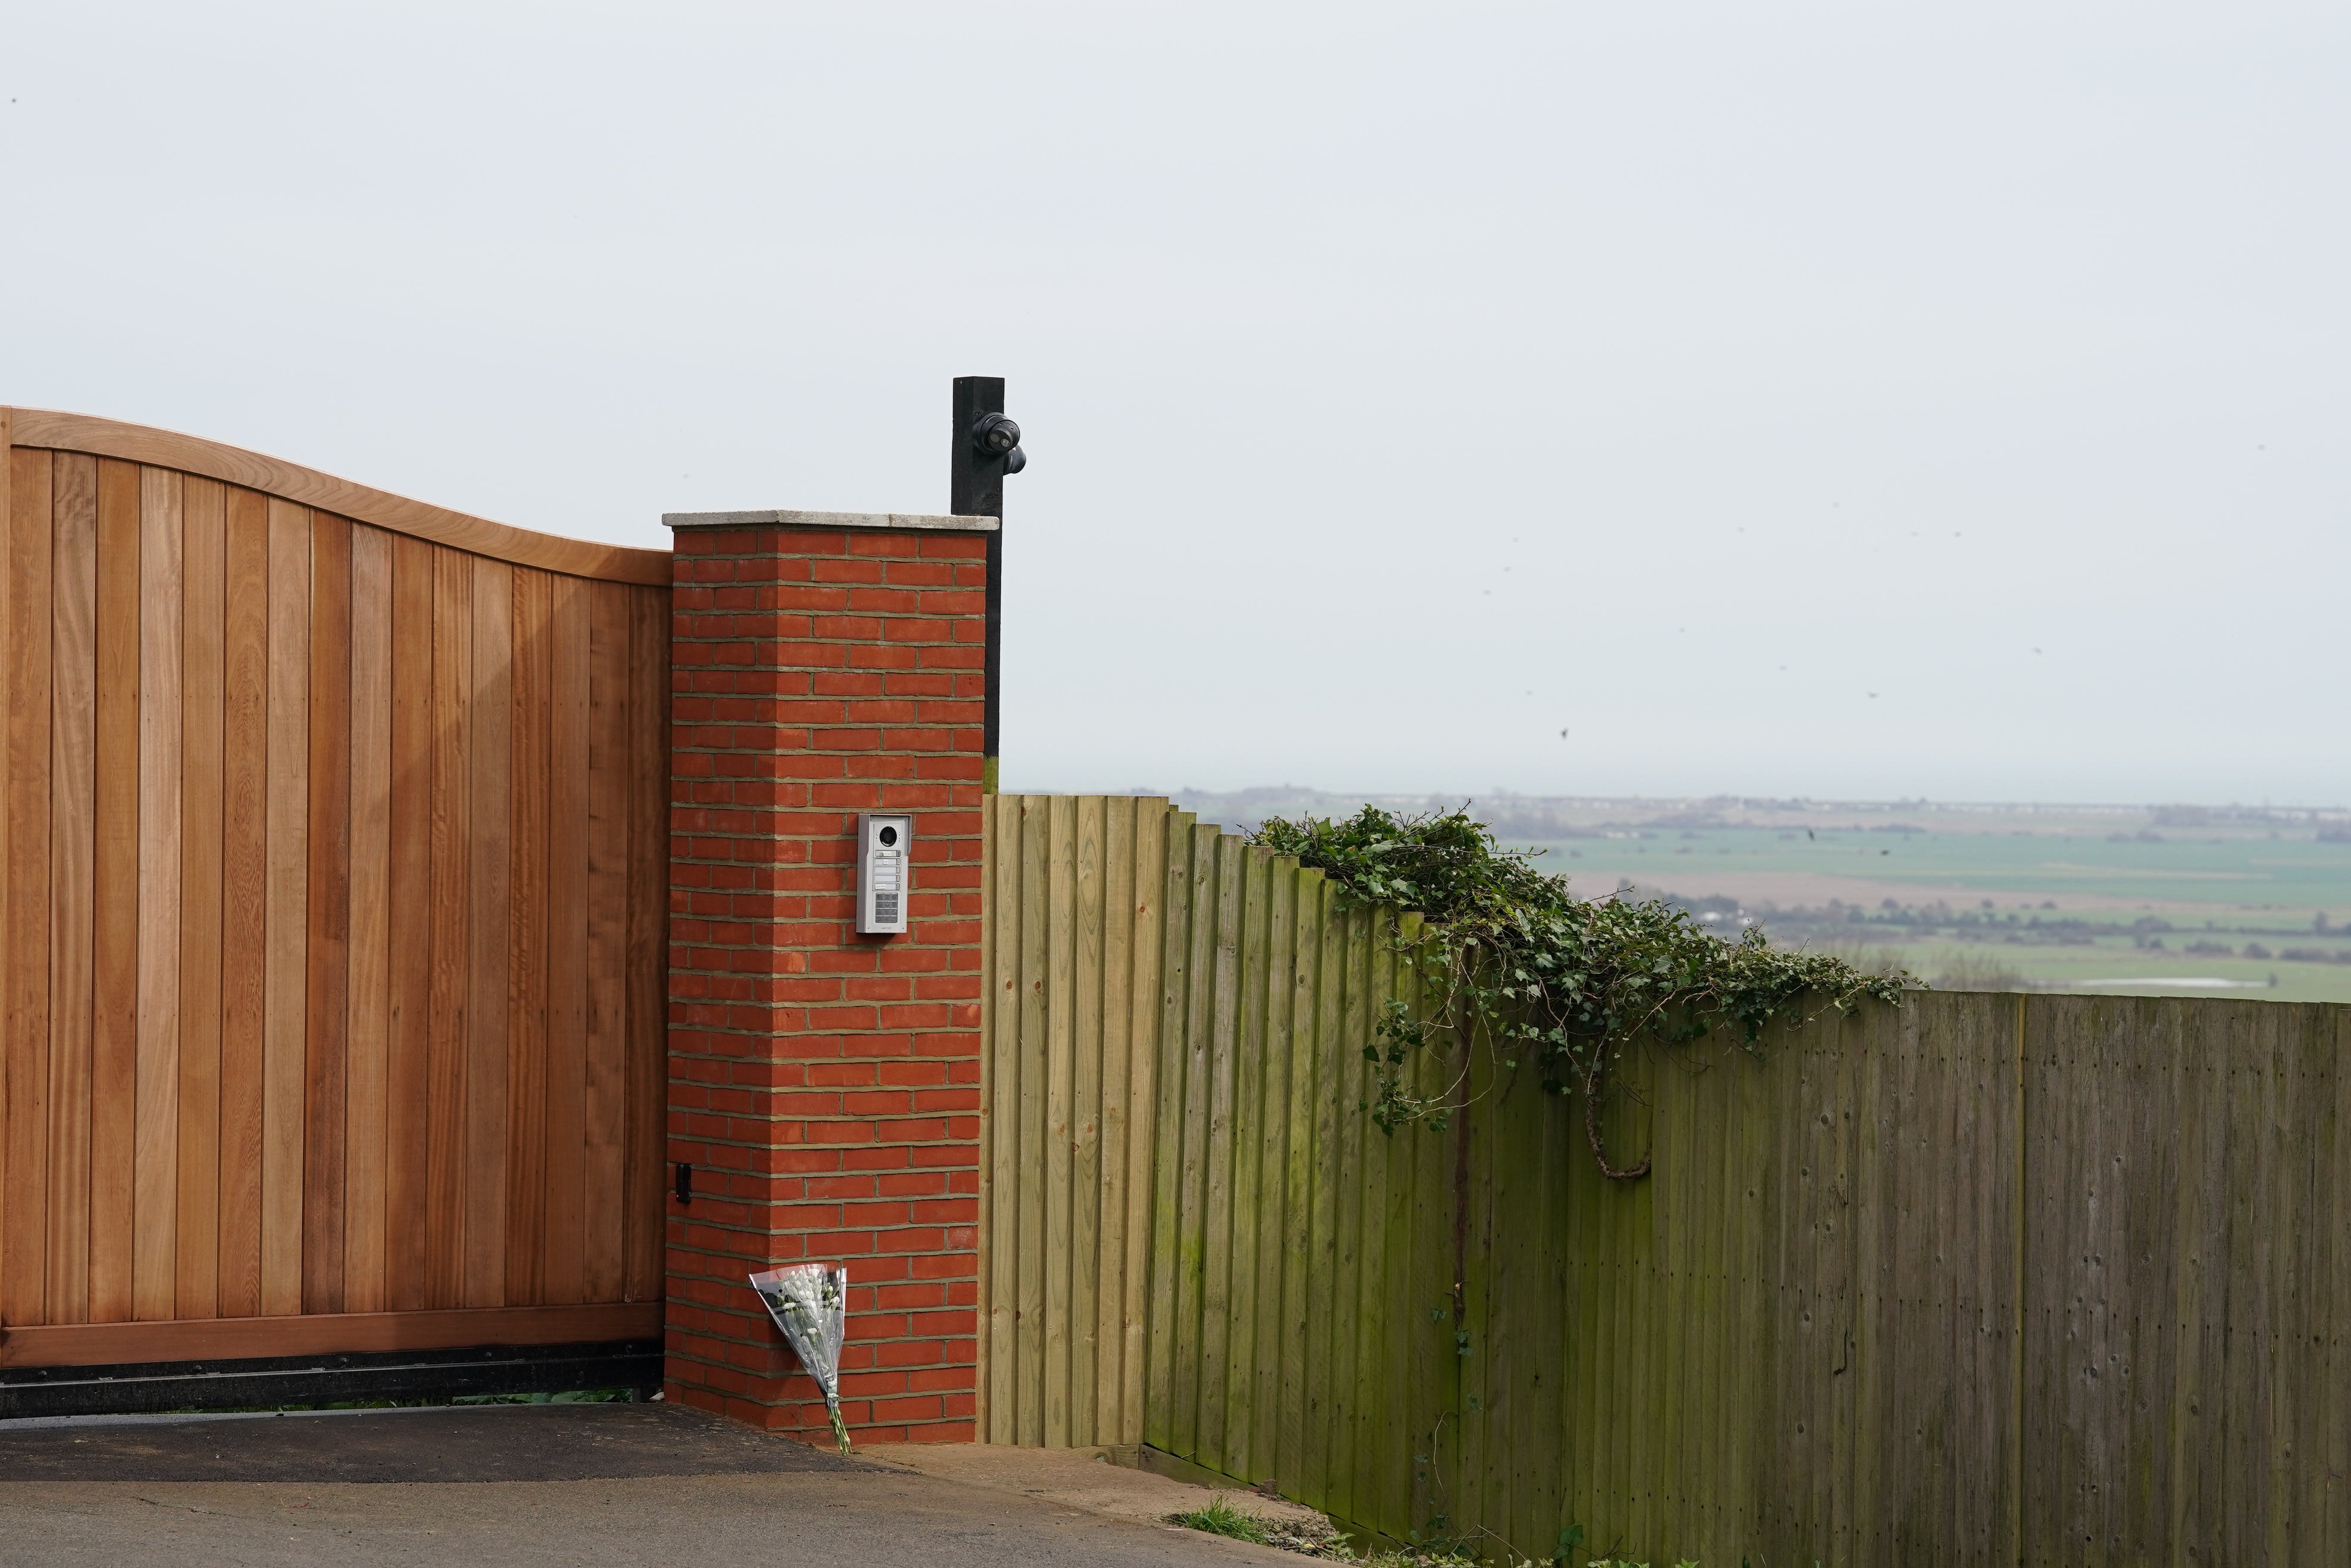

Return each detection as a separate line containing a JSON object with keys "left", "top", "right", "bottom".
{"left": 878, "top": 826, "right": 898, "bottom": 847}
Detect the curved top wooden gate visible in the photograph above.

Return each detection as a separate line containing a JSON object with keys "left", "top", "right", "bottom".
{"left": 0, "top": 409, "right": 671, "bottom": 1368}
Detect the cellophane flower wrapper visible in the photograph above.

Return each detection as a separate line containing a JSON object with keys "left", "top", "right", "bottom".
{"left": 749, "top": 1263, "right": 851, "bottom": 1454}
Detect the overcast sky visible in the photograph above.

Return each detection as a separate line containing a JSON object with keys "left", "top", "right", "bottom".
{"left": 5, "top": 3, "right": 2345, "bottom": 804}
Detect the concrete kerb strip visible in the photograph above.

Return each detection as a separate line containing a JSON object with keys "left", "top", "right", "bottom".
{"left": 856, "top": 1442, "right": 1328, "bottom": 1537}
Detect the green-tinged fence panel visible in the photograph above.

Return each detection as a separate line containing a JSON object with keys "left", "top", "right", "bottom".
{"left": 981, "top": 800, "right": 2351, "bottom": 1565}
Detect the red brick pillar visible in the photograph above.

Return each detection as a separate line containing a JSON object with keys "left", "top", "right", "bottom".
{"left": 662, "top": 510, "right": 989, "bottom": 1443}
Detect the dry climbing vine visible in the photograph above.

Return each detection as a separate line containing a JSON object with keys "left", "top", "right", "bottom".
{"left": 1248, "top": 806, "right": 1909, "bottom": 1178}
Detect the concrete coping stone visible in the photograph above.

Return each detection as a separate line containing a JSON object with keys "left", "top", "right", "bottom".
{"left": 664, "top": 509, "right": 998, "bottom": 533}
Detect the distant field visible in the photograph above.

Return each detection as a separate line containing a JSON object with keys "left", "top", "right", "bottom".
{"left": 1534, "top": 822, "right": 2351, "bottom": 1003}
{"left": 1538, "top": 824, "right": 2351, "bottom": 915}
{"left": 1157, "top": 788, "right": 2351, "bottom": 1004}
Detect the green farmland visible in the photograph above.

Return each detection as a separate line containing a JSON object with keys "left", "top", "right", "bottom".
{"left": 1157, "top": 788, "right": 2351, "bottom": 1005}
{"left": 1524, "top": 806, "right": 2351, "bottom": 1003}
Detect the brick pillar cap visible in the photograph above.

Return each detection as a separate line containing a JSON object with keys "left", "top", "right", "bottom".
{"left": 664, "top": 510, "right": 998, "bottom": 534}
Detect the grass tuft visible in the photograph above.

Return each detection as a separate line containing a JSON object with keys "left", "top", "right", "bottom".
{"left": 1171, "top": 1494, "right": 1274, "bottom": 1545}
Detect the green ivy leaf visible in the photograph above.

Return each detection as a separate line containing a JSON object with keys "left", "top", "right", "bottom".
{"left": 1246, "top": 803, "right": 1908, "bottom": 1173}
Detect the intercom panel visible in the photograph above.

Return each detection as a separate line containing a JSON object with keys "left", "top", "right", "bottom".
{"left": 855, "top": 813, "right": 913, "bottom": 936}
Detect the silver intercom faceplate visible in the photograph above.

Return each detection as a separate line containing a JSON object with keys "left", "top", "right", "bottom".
{"left": 855, "top": 812, "right": 913, "bottom": 936}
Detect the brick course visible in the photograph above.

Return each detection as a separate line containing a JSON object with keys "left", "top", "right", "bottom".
{"left": 664, "top": 523, "right": 987, "bottom": 1443}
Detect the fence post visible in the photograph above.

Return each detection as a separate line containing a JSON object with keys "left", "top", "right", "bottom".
{"left": 661, "top": 506, "right": 992, "bottom": 1441}
{"left": 948, "top": 376, "right": 1020, "bottom": 796}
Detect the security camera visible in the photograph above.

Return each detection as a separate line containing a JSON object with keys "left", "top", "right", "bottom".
{"left": 971, "top": 412, "right": 1020, "bottom": 458}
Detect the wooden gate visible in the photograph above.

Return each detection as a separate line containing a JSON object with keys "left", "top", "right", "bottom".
{"left": 0, "top": 409, "right": 672, "bottom": 1369}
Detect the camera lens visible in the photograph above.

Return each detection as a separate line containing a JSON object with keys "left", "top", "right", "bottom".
{"left": 878, "top": 825, "right": 898, "bottom": 847}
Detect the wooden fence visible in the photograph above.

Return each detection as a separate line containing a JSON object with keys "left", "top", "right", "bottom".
{"left": 977, "top": 793, "right": 1171, "bottom": 1447}
{"left": 0, "top": 409, "right": 673, "bottom": 1368}
{"left": 977, "top": 793, "right": 1425, "bottom": 1456}
{"left": 979, "top": 798, "right": 2351, "bottom": 1567}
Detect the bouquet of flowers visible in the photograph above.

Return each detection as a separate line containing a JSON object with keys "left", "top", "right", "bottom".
{"left": 749, "top": 1263, "right": 851, "bottom": 1454}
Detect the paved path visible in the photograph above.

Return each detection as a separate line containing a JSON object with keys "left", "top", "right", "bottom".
{"left": 0, "top": 1405, "right": 1299, "bottom": 1567}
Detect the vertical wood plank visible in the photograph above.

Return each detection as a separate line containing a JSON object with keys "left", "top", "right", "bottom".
{"left": 1094, "top": 794, "right": 1133, "bottom": 1444}
{"left": 133, "top": 465, "right": 183, "bottom": 1321}
{"left": 983, "top": 794, "right": 1022, "bottom": 1440}
{"left": 1120, "top": 799, "right": 1168, "bottom": 1447}
{"left": 175, "top": 475, "right": 225, "bottom": 1319}
{"left": 1220, "top": 840, "right": 1268, "bottom": 1479}
{"left": 1015, "top": 796, "right": 1051, "bottom": 1445}
{"left": 1455, "top": 1002, "right": 1493, "bottom": 1551}
{"left": 1980, "top": 994, "right": 2024, "bottom": 1568}
{"left": 1143, "top": 810, "right": 1197, "bottom": 1453}
{"left": 2224, "top": 1001, "right": 2261, "bottom": 1565}
{"left": 1768, "top": 1010, "right": 1819, "bottom": 1556}
{"left": 2233, "top": 1003, "right": 2282, "bottom": 1564}
{"left": 504, "top": 566, "right": 550, "bottom": 1306}
{"left": 425, "top": 543, "right": 471, "bottom": 1310}
{"left": 216, "top": 486, "right": 269, "bottom": 1319}
{"left": 383, "top": 534, "right": 434, "bottom": 1313}
{"left": 1850, "top": 1011, "right": 1881, "bottom": 1565}
{"left": 1575, "top": 998, "right": 1616, "bottom": 1545}
{"left": 1347, "top": 905, "right": 1396, "bottom": 1534}
{"left": 2022, "top": 995, "right": 2073, "bottom": 1562}
{"left": 581, "top": 578, "right": 628, "bottom": 1302}
{"left": 1250, "top": 851, "right": 1295, "bottom": 1486}
{"left": 1300, "top": 876, "right": 1346, "bottom": 1515}
{"left": 2279, "top": 1008, "right": 2318, "bottom": 1566}
{"left": 1276, "top": 865, "right": 1322, "bottom": 1495}
{"left": 3, "top": 447, "right": 54, "bottom": 1326}
{"left": 1373, "top": 915, "right": 1419, "bottom": 1544}
{"left": 1198, "top": 832, "right": 1244, "bottom": 1472}
{"left": 1069, "top": 792, "right": 1104, "bottom": 1447}
{"left": 1042, "top": 793, "right": 1077, "bottom": 1445}
{"left": 1863, "top": 1002, "right": 1912, "bottom": 1566}
{"left": 260, "top": 498, "right": 310, "bottom": 1316}
{"left": 1404, "top": 912, "right": 1455, "bottom": 1537}
{"left": 540, "top": 570, "right": 589, "bottom": 1305}
{"left": 1845, "top": 1004, "right": 1887, "bottom": 1567}
{"left": 623, "top": 583, "right": 667, "bottom": 1303}
{"left": 301, "top": 512, "right": 352, "bottom": 1314}
{"left": 1170, "top": 823, "right": 1220, "bottom": 1461}
{"left": 2111, "top": 995, "right": 2170, "bottom": 1563}
{"left": 47, "top": 452, "right": 97, "bottom": 1324}
{"left": 1325, "top": 902, "right": 1371, "bottom": 1526}
{"left": 2157, "top": 998, "right": 2207, "bottom": 1559}
{"left": 89, "top": 459, "right": 142, "bottom": 1322}
{"left": 975, "top": 794, "right": 996, "bottom": 1440}
{"left": 1724, "top": 1001, "right": 1780, "bottom": 1559}
{"left": 1824, "top": 1006, "right": 1863, "bottom": 1564}
{"left": 463, "top": 557, "right": 511, "bottom": 1307}
{"left": 343, "top": 523, "right": 393, "bottom": 1313}
{"left": 1999, "top": 996, "right": 2032, "bottom": 1568}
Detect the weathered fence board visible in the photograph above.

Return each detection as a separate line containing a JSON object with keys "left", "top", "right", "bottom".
{"left": 0, "top": 414, "right": 670, "bottom": 1363}
{"left": 980, "top": 799, "right": 2351, "bottom": 1567}
{"left": 979, "top": 793, "right": 1173, "bottom": 1446}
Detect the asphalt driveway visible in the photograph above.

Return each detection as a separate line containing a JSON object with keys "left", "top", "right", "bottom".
{"left": 0, "top": 1404, "right": 1299, "bottom": 1568}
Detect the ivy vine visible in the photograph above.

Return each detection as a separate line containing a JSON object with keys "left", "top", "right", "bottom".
{"left": 1248, "top": 806, "right": 1909, "bottom": 1177}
